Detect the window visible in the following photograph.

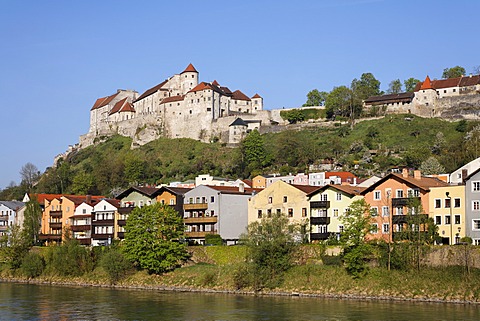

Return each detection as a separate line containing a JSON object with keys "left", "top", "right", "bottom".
{"left": 170, "top": 199, "right": 175, "bottom": 205}
{"left": 396, "top": 190, "right": 404, "bottom": 198}
{"left": 455, "top": 215, "right": 460, "bottom": 224}
{"left": 257, "top": 210, "right": 262, "bottom": 219}
{"left": 268, "top": 197, "right": 272, "bottom": 204}
{"left": 382, "top": 223, "right": 389, "bottom": 234}
{"left": 473, "top": 181, "right": 480, "bottom": 191}
{"left": 267, "top": 209, "right": 272, "bottom": 217}
{"left": 408, "top": 188, "right": 420, "bottom": 197}
{"left": 434, "top": 199, "right": 441, "bottom": 208}
{"left": 283, "top": 196, "right": 288, "bottom": 203}
{"left": 435, "top": 216, "right": 441, "bottom": 225}
{"left": 445, "top": 215, "right": 451, "bottom": 225}
{"left": 372, "top": 223, "right": 378, "bottom": 234}
{"left": 374, "top": 190, "right": 381, "bottom": 200}
{"left": 339, "top": 225, "right": 344, "bottom": 233}
{"left": 382, "top": 206, "right": 389, "bottom": 217}
{"left": 276, "top": 208, "right": 281, "bottom": 215}
{"left": 82, "top": 209, "right": 86, "bottom": 214}
{"left": 396, "top": 207, "right": 403, "bottom": 215}
{"left": 320, "top": 194, "right": 328, "bottom": 201}
{"left": 371, "top": 207, "right": 378, "bottom": 216}
{"left": 474, "top": 239, "right": 480, "bottom": 246}
{"left": 333, "top": 209, "right": 339, "bottom": 217}
{"left": 336, "top": 193, "right": 342, "bottom": 201}
{"left": 211, "top": 196, "right": 215, "bottom": 203}
{"left": 454, "top": 198, "right": 461, "bottom": 208}
{"left": 473, "top": 219, "right": 480, "bottom": 230}
{"left": 473, "top": 201, "right": 480, "bottom": 211}
{"left": 302, "top": 208, "right": 307, "bottom": 217}
{"left": 445, "top": 198, "right": 451, "bottom": 208}
{"left": 288, "top": 208, "right": 293, "bottom": 217}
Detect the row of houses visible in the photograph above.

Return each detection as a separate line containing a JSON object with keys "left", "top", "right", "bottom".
{"left": 5, "top": 158, "right": 480, "bottom": 246}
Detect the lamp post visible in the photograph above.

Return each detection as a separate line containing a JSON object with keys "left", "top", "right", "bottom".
{"left": 446, "top": 192, "right": 453, "bottom": 245}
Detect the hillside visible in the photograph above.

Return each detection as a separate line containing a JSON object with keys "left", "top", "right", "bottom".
{"left": 2, "top": 114, "right": 478, "bottom": 199}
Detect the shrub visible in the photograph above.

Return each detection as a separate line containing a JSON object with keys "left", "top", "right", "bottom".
{"left": 45, "top": 239, "right": 92, "bottom": 276}
{"left": 100, "top": 247, "right": 133, "bottom": 284}
{"left": 21, "top": 252, "right": 45, "bottom": 278}
{"left": 321, "top": 254, "right": 342, "bottom": 266}
{"left": 205, "top": 234, "right": 223, "bottom": 246}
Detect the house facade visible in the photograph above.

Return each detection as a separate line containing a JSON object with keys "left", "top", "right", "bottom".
{"left": 92, "top": 199, "right": 119, "bottom": 246}
{"left": 0, "top": 201, "right": 24, "bottom": 236}
{"left": 465, "top": 168, "right": 480, "bottom": 245}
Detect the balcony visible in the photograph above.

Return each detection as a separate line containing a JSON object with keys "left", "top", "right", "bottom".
{"left": 184, "top": 203, "right": 208, "bottom": 211}
{"left": 310, "top": 217, "right": 330, "bottom": 225}
{"left": 310, "top": 232, "right": 334, "bottom": 241}
{"left": 92, "top": 219, "right": 115, "bottom": 226}
{"left": 50, "top": 222, "right": 62, "bottom": 229}
{"left": 78, "top": 238, "right": 91, "bottom": 246}
{"left": 117, "top": 231, "right": 125, "bottom": 239}
{"left": 117, "top": 219, "right": 127, "bottom": 227}
{"left": 183, "top": 216, "right": 218, "bottom": 224}
{"left": 185, "top": 231, "right": 217, "bottom": 238}
{"left": 49, "top": 210, "right": 63, "bottom": 218}
{"left": 118, "top": 207, "right": 134, "bottom": 215}
{"left": 0, "top": 226, "right": 8, "bottom": 231}
{"left": 91, "top": 233, "right": 113, "bottom": 240}
{"left": 392, "top": 214, "right": 429, "bottom": 225}
{"left": 39, "top": 234, "right": 62, "bottom": 241}
{"left": 71, "top": 225, "right": 91, "bottom": 232}
{"left": 392, "top": 197, "right": 420, "bottom": 207}
{"left": 310, "top": 201, "right": 330, "bottom": 209}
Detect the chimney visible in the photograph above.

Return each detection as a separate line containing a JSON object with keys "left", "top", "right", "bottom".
{"left": 402, "top": 168, "right": 409, "bottom": 178}
{"left": 462, "top": 169, "right": 468, "bottom": 184}
{"left": 86, "top": 195, "right": 92, "bottom": 204}
{"left": 413, "top": 170, "right": 421, "bottom": 180}
{"left": 239, "top": 183, "right": 245, "bottom": 193}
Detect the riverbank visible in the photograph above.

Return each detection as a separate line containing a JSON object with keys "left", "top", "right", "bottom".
{"left": 2, "top": 262, "right": 480, "bottom": 305}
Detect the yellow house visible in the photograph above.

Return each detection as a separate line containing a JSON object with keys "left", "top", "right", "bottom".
{"left": 248, "top": 180, "right": 320, "bottom": 239}
{"left": 429, "top": 185, "right": 466, "bottom": 245}
{"left": 251, "top": 175, "right": 268, "bottom": 189}
{"left": 307, "top": 184, "right": 365, "bottom": 241}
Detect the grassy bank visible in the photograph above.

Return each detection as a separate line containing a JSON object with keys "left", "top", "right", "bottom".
{"left": 2, "top": 245, "right": 480, "bottom": 303}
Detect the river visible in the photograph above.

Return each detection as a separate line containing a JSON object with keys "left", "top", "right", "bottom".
{"left": 0, "top": 282, "right": 479, "bottom": 320}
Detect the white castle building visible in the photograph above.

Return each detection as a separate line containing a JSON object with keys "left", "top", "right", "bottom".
{"left": 364, "top": 74, "right": 480, "bottom": 118}
{"left": 80, "top": 64, "right": 286, "bottom": 148}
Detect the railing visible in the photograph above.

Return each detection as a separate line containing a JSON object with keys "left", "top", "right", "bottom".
{"left": 117, "top": 219, "right": 127, "bottom": 226}
{"left": 71, "top": 225, "right": 91, "bottom": 231}
{"left": 310, "top": 232, "right": 334, "bottom": 241}
{"left": 49, "top": 210, "right": 63, "bottom": 217}
{"left": 185, "top": 231, "right": 217, "bottom": 238}
{"left": 118, "top": 207, "right": 134, "bottom": 214}
{"left": 183, "top": 217, "right": 218, "bottom": 224}
{"left": 184, "top": 203, "right": 208, "bottom": 210}
{"left": 50, "top": 222, "right": 62, "bottom": 229}
{"left": 92, "top": 219, "right": 115, "bottom": 226}
{"left": 91, "top": 233, "right": 113, "bottom": 239}
{"left": 39, "top": 234, "right": 62, "bottom": 241}
{"left": 117, "top": 231, "right": 125, "bottom": 239}
{"left": 310, "top": 217, "right": 330, "bottom": 225}
{"left": 310, "top": 201, "right": 330, "bottom": 209}
{"left": 392, "top": 214, "right": 428, "bottom": 225}
{"left": 392, "top": 197, "right": 420, "bottom": 207}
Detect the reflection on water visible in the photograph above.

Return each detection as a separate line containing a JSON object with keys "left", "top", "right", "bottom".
{"left": 0, "top": 282, "right": 478, "bottom": 320}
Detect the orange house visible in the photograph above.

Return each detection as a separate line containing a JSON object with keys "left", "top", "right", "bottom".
{"left": 361, "top": 169, "right": 448, "bottom": 242}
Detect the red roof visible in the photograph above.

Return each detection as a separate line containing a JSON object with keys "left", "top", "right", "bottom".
{"left": 181, "top": 63, "right": 198, "bottom": 74}
{"left": 212, "top": 80, "right": 220, "bottom": 86}
{"left": 416, "top": 74, "right": 480, "bottom": 91}
{"left": 135, "top": 79, "right": 168, "bottom": 102}
{"left": 420, "top": 76, "right": 433, "bottom": 90}
{"left": 325, "top": 171, "right": 358, "bottom": 181}
{"left": 189, "top": 82, "right": 224, "bottom": 95}
{"left": 63, "top": 195, "right": 105, "bottom": 206}
{"left": 208, "top": 185, "right": 263, "bottom": 195}
{"left": 161, "top": 95, "right": 185, "bottom": 104}
{"left": 108, "top": 98, "right": 135, "bottom": 115}
{"left": 291, "top": 184, "right": 321, "bottom": 194}
{"left": 232, "top": 90, "right": 251, "bottom": 101}
{"left": 90, "top": 93, "right": 119, "bottom": 111}
{"left": 251, "top": 93, "right": 262, "bottom": 99}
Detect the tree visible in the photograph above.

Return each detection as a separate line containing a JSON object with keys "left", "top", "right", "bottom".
{"left": 123, "top": 203, "right": 188, "bottom": 274}
{"left": 281, "top": 109, "right": 305, "bottom": 124}
{"left": 351, "top": 72, "right": 382, "bottom": 102}
{"left": 239, "top": 212, "right": 302, "bottom": 289}
{"left": 404, "top": 78, "right": 420, "bottom": 92}
{"left": 22, "top": 197, "right": 42, "bottom": 246}
{"left": 124, "top": 155, "right": 146, "bottom": 185}
{"left": 442, "top": 66, "right": 466, "bottom": 79}
{"left": 20, "top": 162, "right": 40, "bottom": 190}
{"left": 240, "top": 130, "right": 269, "bottom": 176}
{"left": 420, "top": 157, "right": 445, "bottom": 175}
{"left": 303, "top": 89, "right": 328, "bottom": 107}
{"left": 325, "top": 86, "right": 353, "bottom": 119}
{"left": 339, "top": 199, "right": 373, "bottom": 278}
{"left": 0, "top": 225, "right": 30, "bottom": 270}
{"left": 387, "top": 79, "right": 402, "bottom": 94}
{"left": 100, "top": 245, "right": 133, "bottom": 284}
{"left": 71, "top": 172, "right": 95, "bottom": 195}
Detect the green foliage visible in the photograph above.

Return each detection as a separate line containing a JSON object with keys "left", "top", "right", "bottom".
{"left": 123, "top": 203, "right": 188, "bottom": 274}
{"left": 44, "top": 238, "right": 93, "bottom": 276}
{"left": 100, "top": 245, "right": 133, "bottom": 284}
{"left": 339, "top": 199, "right": 373, "bottom": 278}
{"left": 20, "top": 251, "right": 45, "bottom": 278}
{"left": 321, "top": 254, "right": 342, "bottom": 266}
{"left": 325, "top": 86, "right": 353, "bottom": 119}
{"left": 404, "top": 78, "right": 420, "bottom": 92}
{"left": 239, "top": 213, "right": 301, "bottom": 289}
{"left": 303, "top": 89, "right": 328, "bottom": 107}
{"left": 280, "top": 109, "right": 305, "bottom": 124}
{"left": 455, "top": 120, "right": 468, "bottom": 133}
{"left": 240, "top": 129, "right": 270, "bottom": 176}
{"left": 71, "top": 172, "right": 96, "bottom": 195}
{"left": 0, "top": 225, "right": 30, "bottom": 270}
{"left": 205, "top": 234, "right": 223, "bottom": 246}
{"left": 460, "top": 236, "right": 473, "bottom": 244}
{"left": 387, "top": 79, "right": 402, "bottom": 94}
{"left": 419, "top": 156, "right": 445, "bottom": 175}
{"left": 22, "top": 198, "right": 42, "bottom": 246}
{"left": 442, "top": 66, "right": 466, "bottom": 79}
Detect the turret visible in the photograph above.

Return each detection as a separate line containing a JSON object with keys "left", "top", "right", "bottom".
{"left": 180, "top": 63, "right": 199, "bottom": 95}
{"left": 251, "top": 93, "right": 263, "bottom": 111}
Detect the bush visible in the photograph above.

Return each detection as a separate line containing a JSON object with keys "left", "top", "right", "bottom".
{"left": 321, "top": 254, "right": 342, "bottom": 266}
{"left": 205, "top": 234, "right": 223, "bottom": 246}
{"left": 21, "top": 252, "right": 45, "bottom": 278}
{"left": 100, "top": 247, "right": 132, "bottom": 284}
{"left": 45, "top": 239, "right": 93, "bottom": 276}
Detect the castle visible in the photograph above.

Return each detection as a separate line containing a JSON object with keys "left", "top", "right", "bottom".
{"left": 364, "top": 74, "right": 480, "bottom": 118}
{"left": 79, "top": 64, "right": 286, "bottom": 148}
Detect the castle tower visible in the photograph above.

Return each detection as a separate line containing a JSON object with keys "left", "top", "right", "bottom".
{"left": 414, "top": 76, "right": 438, "bottom": 117}
{"left": 180, "top": 63, "right": 199, "bottom": 95}
{"left": 251, "top": 93, "right": 263, "bottom": 111}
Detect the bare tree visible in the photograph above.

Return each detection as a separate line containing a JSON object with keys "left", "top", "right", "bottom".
{"left": 20, "top": 162, "right": 40, "bottom": 189}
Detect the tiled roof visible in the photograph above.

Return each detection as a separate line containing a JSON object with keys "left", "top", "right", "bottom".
{"left": 229, "top": 118, "right": 248, "bottom": 127}
{"left": 156, "top": 186, "right": 192, "bottom": 196}
{"left": 361, "top": 173, "right": 448, "bottom": 194}
{"left": 63, "top": 195, "right": 105, "bottom": 206}
{"left": 135, "top": 79, "right": 168, "bottom": 102}
{"left": 291, "top": 184, "right": 322, "bottom": 194}
{"left": 417, "top": 74, "right": 480, "bottom": 91}
{"left": 212, "top": 80, "right": 220, "bottom": 86}
{"left": 104, "top": 198, "right": 121, "bottom": 207}
{"left": 420, "top": 76, "right": 433, "bottom": 90}
{"left": 325, "top": 171, "right": 358, "bottom": 181}
{"left": 181, "top": 63, "right": 198, "bottom": 74}
{"left": 232, "top": 90, "right": 251, "bottom": 101}
{"left": 0, "top": 201, "right": 25, "bottom": 211}
{"left": 91, "top": 93, "right": 119, "bottom": 111}
{"left": 307, "top": 184, "right": 365, "bottom": 197}
{"left": 161, "top": 95, "right": 185, "bottom": 104}
{"left": 208, "top": 185, "right": 262, "bottom": 195}
{"left": 189, "top": 82, "right": 224, "bottom": 95}
{"left": 364, "top": 92, "right": 414, "bottom": 105}
{"left": 115, "top": 186, "right": 161, "bottom": 199}
{"left": 251, "top": 93, "right": 262, "bottom": 99}
{"left": 459, "top": 75, "right": 480, "bottom": 86}
{"left": 108, "top": 98, "right": 135, "bottom": 115}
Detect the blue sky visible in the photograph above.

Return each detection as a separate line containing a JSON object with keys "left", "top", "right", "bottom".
{"left": 1, "top": 0, "right": 479, "bottom": 190}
